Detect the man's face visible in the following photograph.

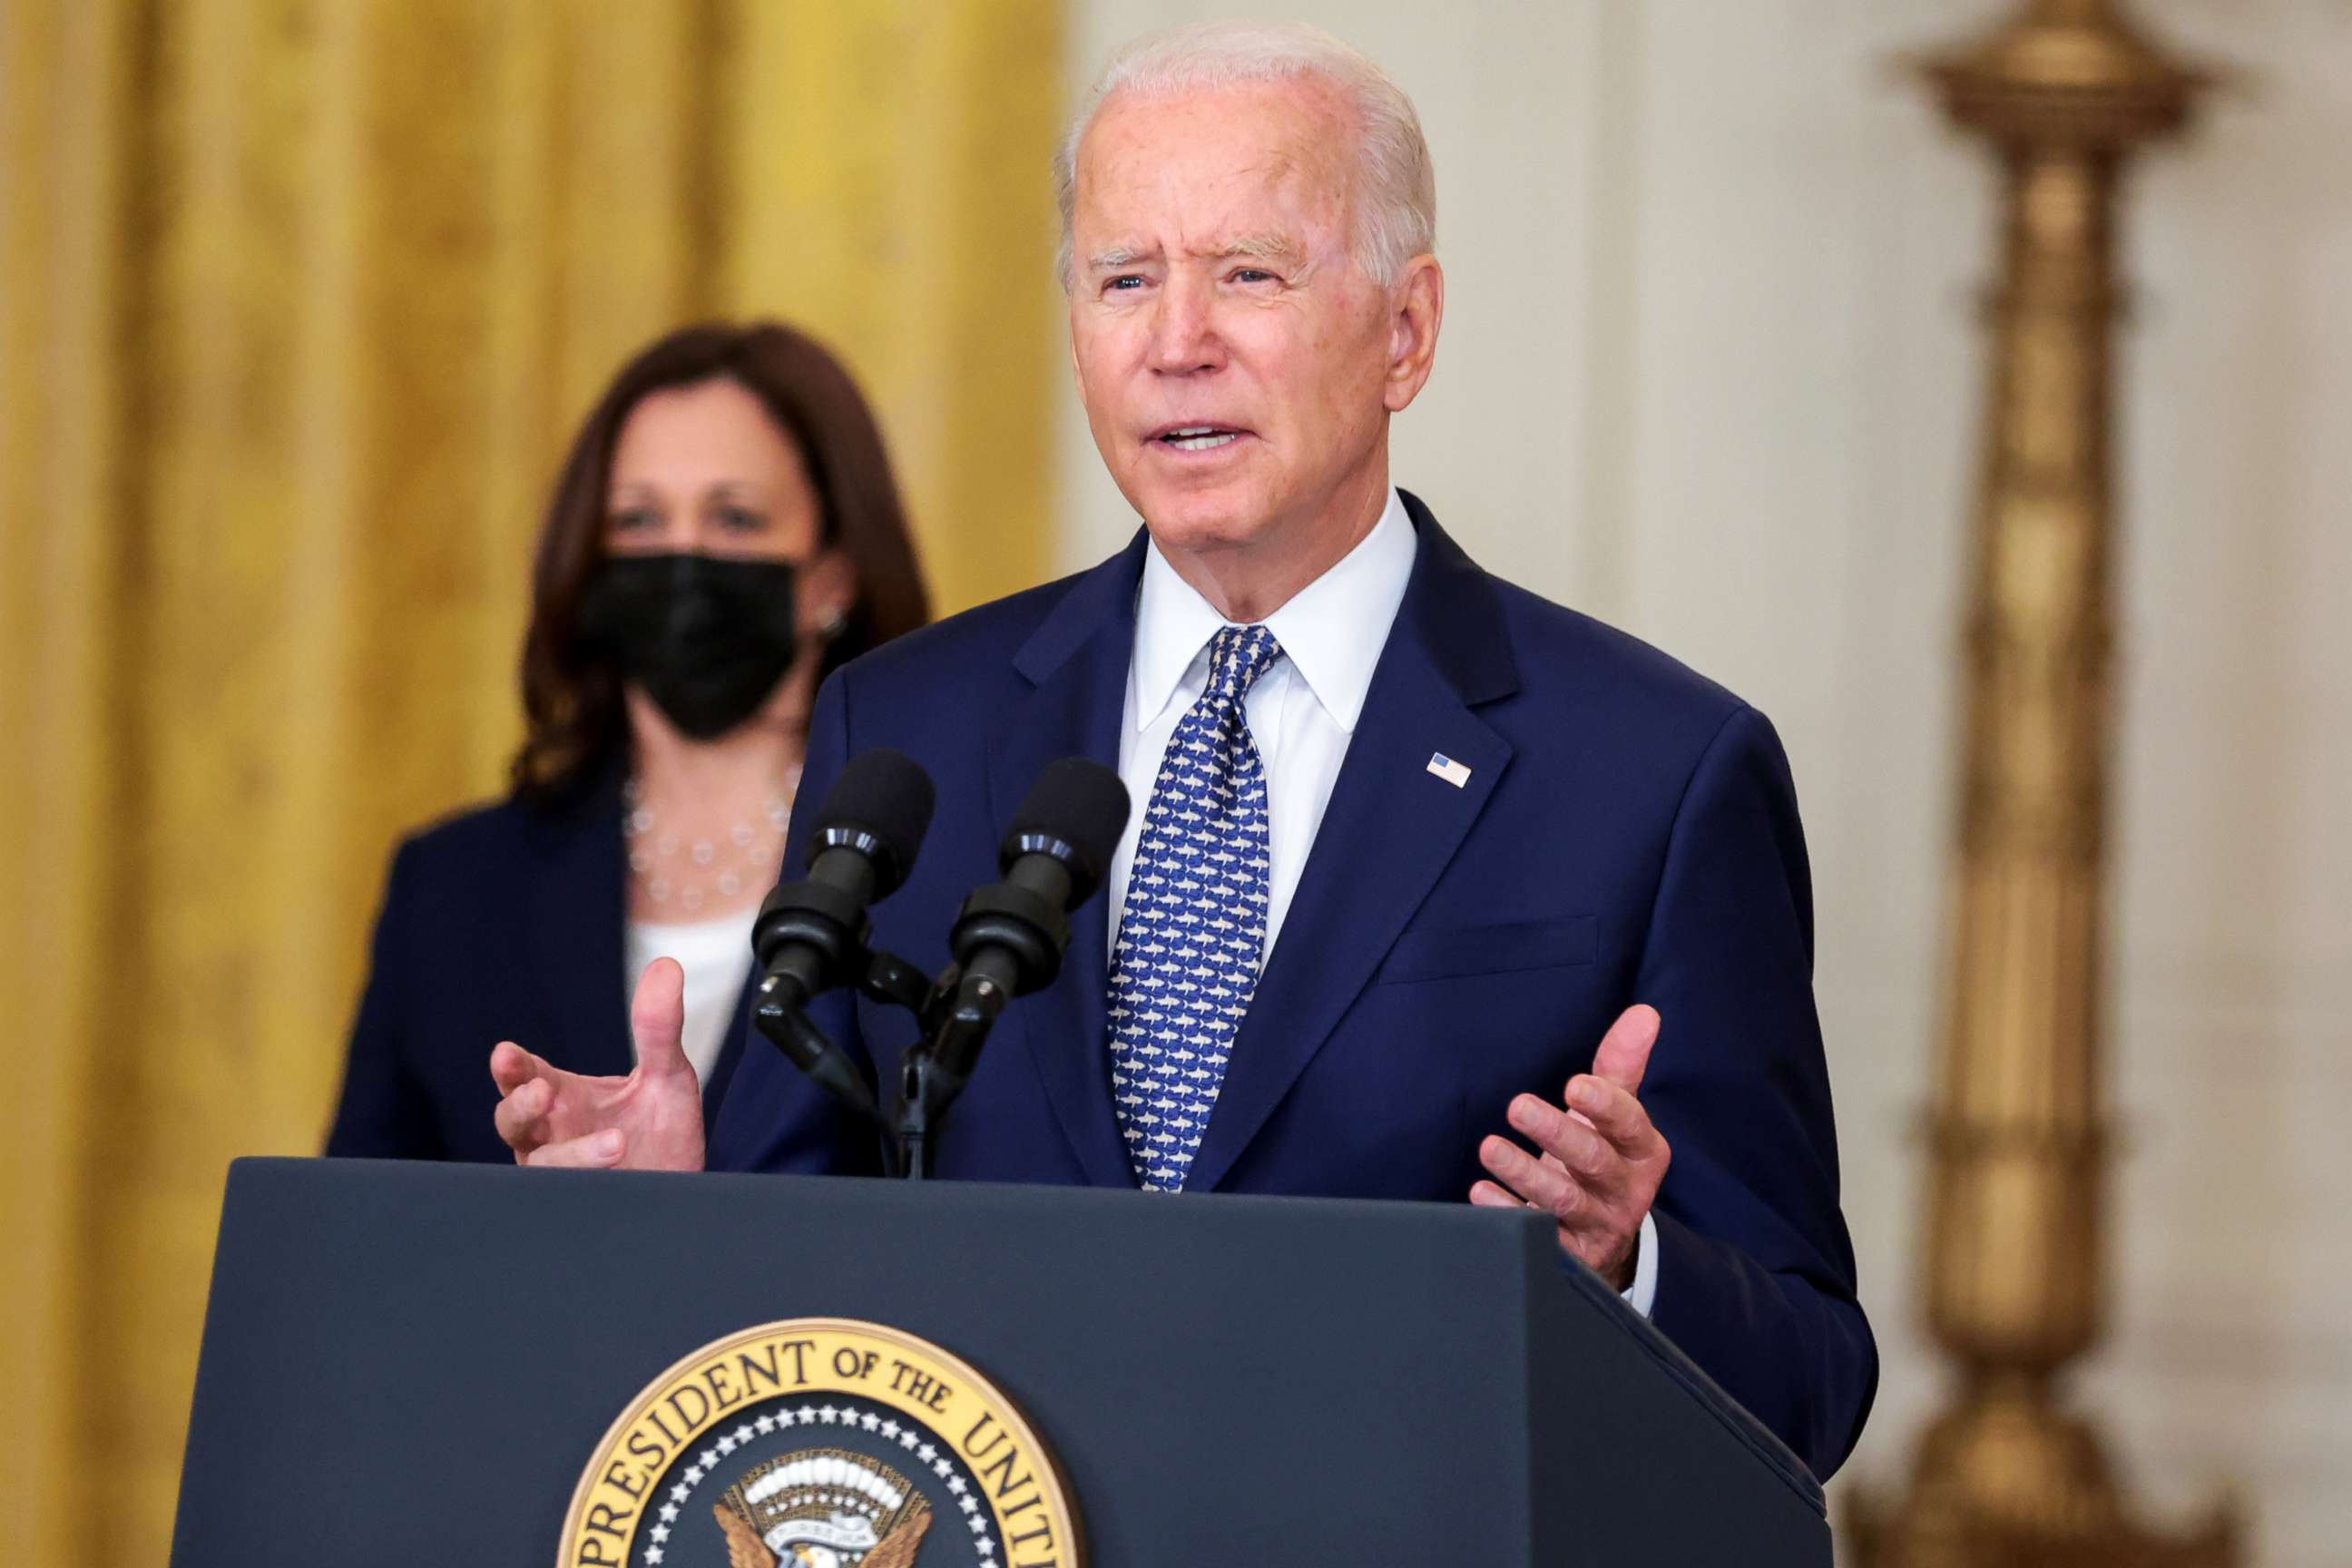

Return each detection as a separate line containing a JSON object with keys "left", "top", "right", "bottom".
{"left": 1067, "top": 81, "right": 1407, "bottom": 566}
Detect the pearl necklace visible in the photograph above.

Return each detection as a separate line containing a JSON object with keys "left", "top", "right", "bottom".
{"left": 621, "top": 765, "right": 802, "bottom": 915}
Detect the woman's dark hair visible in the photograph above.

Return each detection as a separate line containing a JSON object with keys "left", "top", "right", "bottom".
{"left": 511, "top": 320, "right": 929, "bottom": 803}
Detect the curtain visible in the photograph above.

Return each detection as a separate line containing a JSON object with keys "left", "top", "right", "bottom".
{"left": 0, "top": 1, "right": 1064, "bottom": 1559}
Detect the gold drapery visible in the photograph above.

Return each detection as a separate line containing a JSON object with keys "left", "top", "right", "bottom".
{"left": 0, "top": 2, "right": 1063, "bottom": 1560}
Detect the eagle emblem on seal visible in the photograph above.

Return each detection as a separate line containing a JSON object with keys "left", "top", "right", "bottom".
{"left": 710, "top": 1447, "right": 934, "bottom": 1568}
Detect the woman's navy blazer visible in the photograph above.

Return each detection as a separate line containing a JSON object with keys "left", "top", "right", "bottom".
{"left": 325, "top": 765, "right": 750, "bottom": 1161}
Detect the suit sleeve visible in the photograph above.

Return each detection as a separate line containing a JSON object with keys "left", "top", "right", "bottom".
{"left": 323, "top": 840, "right": 446, "bottom": 1159}
{"left": 1635, "top": 703, "right": 1877, "bottom": 1479}
{"left": 706, "top": 668, "right": 886, "bottom": 1176}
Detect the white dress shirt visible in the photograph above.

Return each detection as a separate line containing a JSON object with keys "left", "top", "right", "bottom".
{"left": 1108, "top": 487, "right": 1416, "bottom": 961}
{"left": 1104, "top": 487, "right": 1659, "bottom": 1317}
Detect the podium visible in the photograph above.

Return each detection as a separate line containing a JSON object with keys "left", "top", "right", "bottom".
{"left": 171, "top": 1158, "right": 1828, "bottom": 1565}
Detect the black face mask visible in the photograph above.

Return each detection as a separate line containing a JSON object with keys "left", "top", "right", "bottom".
{"left": 578, "top": 553, "right": 800, "bottom": 740}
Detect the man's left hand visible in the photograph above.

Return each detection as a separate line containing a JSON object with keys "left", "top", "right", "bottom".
{"left": 1472, "top": 1004, "right": 1671, "bottom": 1290}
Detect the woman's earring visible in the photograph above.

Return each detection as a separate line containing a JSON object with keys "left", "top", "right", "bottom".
{"left": 818, "top": 606, "right": 850, "bottom": 641}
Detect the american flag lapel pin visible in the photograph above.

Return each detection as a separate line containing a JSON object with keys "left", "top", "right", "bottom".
{"left": 1426, "top": 751, "right": 1472, "bottom": 788}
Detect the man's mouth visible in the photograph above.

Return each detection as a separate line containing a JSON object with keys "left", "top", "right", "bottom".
{"left": 1149, "top": 423, "right": 1249, "bottom": 452}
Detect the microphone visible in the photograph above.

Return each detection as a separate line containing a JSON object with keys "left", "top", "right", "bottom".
{"left": 753, "top": 748, "right": 936, "bottom": 1002}
{"left": 750, "top": 749, "right": 936, "bottom": 1121}
{"left": 948, "top": 757, "right": 1132, "bottom": 1020}
{"left": 892, "top": 758, "right": 1129, "bottom": 1179}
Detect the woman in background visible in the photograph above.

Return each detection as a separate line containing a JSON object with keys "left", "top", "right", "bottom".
{"left": 327, "top": 320, "right": 928, "bottom": 1161}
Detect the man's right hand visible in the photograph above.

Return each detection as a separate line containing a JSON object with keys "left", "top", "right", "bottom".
{"left": 490, "top": 956, "right": 706, "bottom": 1171}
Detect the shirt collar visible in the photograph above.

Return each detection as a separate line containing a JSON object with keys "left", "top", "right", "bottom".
{"left": 1130, "top": 487, "right": 1417, "bottom": 733}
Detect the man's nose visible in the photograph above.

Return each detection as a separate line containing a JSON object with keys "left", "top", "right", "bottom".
{"left": 1145, "top": 276, "right": 1224, "bottom": 375}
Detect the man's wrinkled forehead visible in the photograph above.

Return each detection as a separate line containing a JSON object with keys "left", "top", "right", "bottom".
{"left": 1072, "top": 82, "right": 1354, "bottom": 248}
{"left": 1083, "top": 230, "right": 1310, "bottom": 276}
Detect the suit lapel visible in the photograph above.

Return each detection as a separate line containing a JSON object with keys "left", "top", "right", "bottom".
{"left": 527, "top": 768, "right": 636, "bottom": 1080}
{"left": 701, "top": 967, "right": 757, "bottom": 1125}
{"left": 989, "top": 535, "right": 1150, "bottom": 1188}
{"left": 1185, "top": 501, "right": 1520, "bottom": 1192}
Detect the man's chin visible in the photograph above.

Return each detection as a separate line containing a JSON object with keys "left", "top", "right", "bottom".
{"left": 1127, "top": 481, "right": 1279, "bottom": 554}
{"left": 1138, "top": 509, "right": 1273, "bottom": 559}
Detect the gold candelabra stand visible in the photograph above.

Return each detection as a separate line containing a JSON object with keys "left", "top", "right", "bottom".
{"left": 1846, "top": 4, "right": 2237, "bottom": 1565}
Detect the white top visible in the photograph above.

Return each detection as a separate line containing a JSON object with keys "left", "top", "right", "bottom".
{"left": 1105, "top": 486, "right": 1660, "bottom": 1318}
{"left": 624, "top": 912, "right": 755, "bottom": 1089}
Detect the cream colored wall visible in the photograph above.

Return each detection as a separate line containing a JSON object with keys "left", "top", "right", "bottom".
{"left": 1053, "top": 4, "right": 2352, "bottom": 1563}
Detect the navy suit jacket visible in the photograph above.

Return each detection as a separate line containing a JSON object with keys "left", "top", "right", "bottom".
{"left": 710, "top": 495, "right": 1877, "bottom": 1477}
{"left": 325, "top": 766, "right": 751, "bottom": 1163}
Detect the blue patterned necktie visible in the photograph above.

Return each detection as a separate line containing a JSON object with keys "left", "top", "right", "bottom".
{"left": 1108, "top": 622, "right": 1285, "bottom": 1191}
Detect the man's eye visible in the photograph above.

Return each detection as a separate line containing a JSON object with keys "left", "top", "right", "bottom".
{"left": 1104, "top": 275, "right": 1145, "bottom": 292}
{"left": 1231, "top": 268, "right": 1277, "bottom": 285}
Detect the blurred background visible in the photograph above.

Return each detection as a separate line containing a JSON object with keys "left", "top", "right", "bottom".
{"left": 3, "top": 2, "right": 2345, "bottom": 1564}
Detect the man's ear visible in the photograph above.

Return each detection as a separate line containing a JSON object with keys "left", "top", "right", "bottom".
{"left": 1383, "top": 254, "right": 1445, "bottom": 414}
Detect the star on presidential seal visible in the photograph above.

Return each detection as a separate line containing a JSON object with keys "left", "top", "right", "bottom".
{"left": 560, "top": 1318, "right": 1078, "bottom": 1568}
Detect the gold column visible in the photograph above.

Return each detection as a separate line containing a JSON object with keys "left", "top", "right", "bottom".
{"left": 1848, "top": 5, "right": 2231, "bottom": 1564}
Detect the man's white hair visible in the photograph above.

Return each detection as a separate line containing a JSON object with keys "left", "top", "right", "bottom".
{"left": 1053, "top": 21, "right": 1437, "bottom": 292}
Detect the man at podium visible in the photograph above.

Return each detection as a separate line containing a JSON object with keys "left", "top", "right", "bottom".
{"left": 488, "top": 22, "right": 1877, "bottom": 1480}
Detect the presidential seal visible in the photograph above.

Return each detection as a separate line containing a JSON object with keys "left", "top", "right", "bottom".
{"left": 560, "top": 1318, "right": 1078, "bottom": 1568}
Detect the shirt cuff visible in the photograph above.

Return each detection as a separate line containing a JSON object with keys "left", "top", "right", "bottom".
{"left": 1620, "top": 1210, "right": 1660, "bottom": 1319}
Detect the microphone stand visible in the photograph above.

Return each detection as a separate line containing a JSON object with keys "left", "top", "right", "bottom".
{"left": 892, "top": 968, "right": 1012, "bottom": 1181}
{"left": 753, "top": 754, "right": 1123, "bottom": 1181}
{"left": 755, "top": 770, "right": 1118, "bottom": 1180}
{"left": 888, "top": 858, "right": 1080, "bottom": 1178}
{"left": 751, "top": 943, "right": 1007, "bottom": 1181}
{"left": 750, "top": 942, "right": 939, "bottom": 1180}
